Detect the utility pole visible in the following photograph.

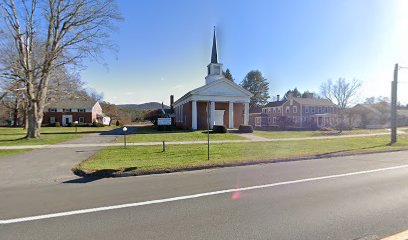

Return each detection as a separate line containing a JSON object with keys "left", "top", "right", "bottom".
{"left": 207, "top": 101, "right": 210, "bottom": 160}
{"left": 390, "top": 63, "right": 398, "bottom": 144}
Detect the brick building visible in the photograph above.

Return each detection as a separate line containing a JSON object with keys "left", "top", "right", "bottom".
{"left": 252, "top": 97, "right": 338, "bottom": 129}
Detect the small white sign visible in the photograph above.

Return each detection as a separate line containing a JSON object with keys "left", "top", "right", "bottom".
{"left": 158, "top": 118, "right": 172, "bottom": 126}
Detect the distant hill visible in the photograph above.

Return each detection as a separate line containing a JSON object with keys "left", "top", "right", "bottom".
{"left": 117, "top": 102, "right": 170, "bottom": 110}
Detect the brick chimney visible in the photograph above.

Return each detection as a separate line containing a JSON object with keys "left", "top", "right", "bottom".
{"left": 170, "top": 95, "right": 174, "bottom": 110}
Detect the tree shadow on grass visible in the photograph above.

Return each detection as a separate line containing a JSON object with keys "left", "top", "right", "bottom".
{"left": 200, "top": 131, "right": 226, "bottom": 135}
{"left": 0, "top": 133, "right": 27, "bottom": 136}
{"left": 0, "top": 137, "right": 28, "bottom": 142}
{"left": 41, "top": 131, "right": 107, "bottom": 135}
{"left": 314, "top": 144, "right": 388, "bottom": 158}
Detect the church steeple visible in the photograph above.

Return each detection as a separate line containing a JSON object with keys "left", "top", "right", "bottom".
{"left": 205, "top": 27, "right": 224, "bottom": 85}
{"left": 211, "top": 27, "right": 218, "bottom": 64}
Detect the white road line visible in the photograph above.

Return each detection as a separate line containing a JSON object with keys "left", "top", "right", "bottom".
{"left": 2, "top": 164, "right": 408, "bottom": 225}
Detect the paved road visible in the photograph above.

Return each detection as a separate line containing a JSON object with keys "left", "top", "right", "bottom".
{"left": 1, "top": 151, "right": 408, "bottom": 239}
{"left": 0, "top": 127, "right": 137, "bottom": 187}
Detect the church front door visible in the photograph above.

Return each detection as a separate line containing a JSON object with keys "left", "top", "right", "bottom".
{"left": 214, "top": 110, "right": 225, "bottom": 126}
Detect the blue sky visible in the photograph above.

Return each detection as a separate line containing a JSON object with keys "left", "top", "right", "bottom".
{"left": 81, "top": 0, "right": 408, "bottom": 105}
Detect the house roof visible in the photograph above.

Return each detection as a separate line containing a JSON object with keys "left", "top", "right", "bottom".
{"left": 264, "top": 100, "right": 286, "bottom": 108}
{"left": 249, "top": 106, "right": 263, "bottom": 114}
{"left": 48, "top": 99, "right": 98, "bottom": 109}
{"left": 293, "top": 98, "right": 336, "bottom": 106}
{"left": 352, "top": 104, "right": 385, "bottom": 115}
{"left": 397, "top": 109, "right": 408, "bottom": 117}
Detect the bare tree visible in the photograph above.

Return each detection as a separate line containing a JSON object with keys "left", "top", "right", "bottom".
{"left": 320, "top": 78, "right": 362, "bottom": 109}
{"left": 0, "top": 0, "right": 121, "bottom": 138}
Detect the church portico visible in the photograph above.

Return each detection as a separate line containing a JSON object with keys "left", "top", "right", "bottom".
{"left": 176, "top": 99, "right": 248, "bottom": 130}
{"left": 173, "top": 28, "right": 252, "bottom": 130}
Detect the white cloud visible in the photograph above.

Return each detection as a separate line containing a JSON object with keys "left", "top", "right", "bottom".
{"left": 173, "top": 84, "right": 183, "bottom": 89}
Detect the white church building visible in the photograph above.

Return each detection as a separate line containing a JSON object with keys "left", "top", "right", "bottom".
{"left": 173, "top": 29, "right": 253, "bottom": 130}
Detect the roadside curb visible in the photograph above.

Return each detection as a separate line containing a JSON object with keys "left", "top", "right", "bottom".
{"left": 72, "top": 147, "right": 408, "bottom": 179}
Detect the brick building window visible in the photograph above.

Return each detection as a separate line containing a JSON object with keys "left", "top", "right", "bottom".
{"left": 255, "top": 117, "right": 262, "bottom": 127}
{"left": 79, "top": 117, "right": 85, "bottom": 123}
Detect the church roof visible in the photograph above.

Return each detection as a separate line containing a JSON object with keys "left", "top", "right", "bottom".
{"left": 211, "top": 28, "right": 218, "bottom": 64}
{"left": 174, "top": 78, "right": 253, "bottom": 105}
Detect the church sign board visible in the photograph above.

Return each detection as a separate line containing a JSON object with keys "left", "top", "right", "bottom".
{"left": 158, "top": 118, "right": 172, "bottom": 126}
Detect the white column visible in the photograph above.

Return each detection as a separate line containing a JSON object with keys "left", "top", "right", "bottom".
{"left": 244, "top": 102, "right": 249, "bottom": 125}
{"left": 229, "top": 102, "right": 234, "bottom": 128}
{"left": 192, "top": 100, "right": 197, "bottom": 130}
{"left": 210, "top": 101, "right": 215, "bottom": 128}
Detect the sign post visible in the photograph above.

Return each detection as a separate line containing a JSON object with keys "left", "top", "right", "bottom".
{"left": 123, "top": 127, "right": 128, "bottom": 148}
{"left": 74, "top": 121, "right": 78, "bottom": 133}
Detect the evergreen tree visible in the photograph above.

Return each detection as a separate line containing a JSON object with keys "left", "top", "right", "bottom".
{"left": 240, "top": 70, "right": 270, "bottom": 108}
{"left": 284, "top": 88, "right": 301, "bottom": 99}
{"left": 301, "top": 90, "right": 318, "bottom": 99}
{"left": 224, "top": 68, "right": 234, "bottom": 81}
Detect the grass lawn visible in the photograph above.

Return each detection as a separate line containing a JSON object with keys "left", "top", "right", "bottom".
{"left": 0, "top": 126, "right": 116, "bottom": 146}
{"left": 253, "top": 128, "right": 390, "bottom": 139}
{"left": 120, "top": 126, "right": 246, "bottom": 143}
{"left": 0, "top": 149, "right": 31, "bottom": 158}
{"left": 78, "top": 134, "right": 408, "bottom": 174}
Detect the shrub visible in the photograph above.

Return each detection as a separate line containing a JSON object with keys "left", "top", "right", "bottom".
{"left": 213, "top": 125, "right": 227, "bottom": 133}
{"left": 115, "top": 120, "right": 120, "bottom": 126}
{"left": 91, "top": 121, "right": 104, "bottom": 127}
{"left": 158, "top": 125, "right": 172, "bottom": 131}
{"left": 238, "top": 124, "right": 253, "bottom": 133}
{"left": 54, "top": 122, "right": 61, "bottom": 127}
{"left": 69, "top": 122, "right": 79, "bottom": 127}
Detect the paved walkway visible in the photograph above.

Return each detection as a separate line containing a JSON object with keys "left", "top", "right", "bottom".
{"left": 0, "top": 132, "right": 400, "bottom": 150}
{"left": 0, "top": 127, "right": 137, "bottom": 187}
{"left": 232, "top": 133, "right": 270, "bottom": 141}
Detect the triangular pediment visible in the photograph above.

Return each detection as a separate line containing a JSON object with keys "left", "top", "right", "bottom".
{"left": 191, "top": 79, "right": 253, "bottom": 97}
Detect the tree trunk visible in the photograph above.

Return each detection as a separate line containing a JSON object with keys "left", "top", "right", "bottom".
{"left": 13, "top": 97, "right": 19, "bottom": 127}
{"left": 26, "top": 101, "right": 42, "bottom": 139}
{"left": 23, "top": 108, "right": 28, "bottom": 129}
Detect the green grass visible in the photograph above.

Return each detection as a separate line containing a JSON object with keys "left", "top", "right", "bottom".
{"left": 121, "top": 126, "right": 245, "bottom": 143}
{"left": 253, "top": 128, "right": 390, "bottom": 139}
{"left": 78, "top": 134, "right": 408, "bottom": 174}
{"left": 0, "top": 126, "right": 116, "bottom": 146}
{"left": 0, "top": 149, "right": 31, "bottom": 157}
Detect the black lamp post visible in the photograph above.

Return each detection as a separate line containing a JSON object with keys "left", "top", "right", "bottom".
{"left": 123, "top": 127, "right": 128, "bottom": 148}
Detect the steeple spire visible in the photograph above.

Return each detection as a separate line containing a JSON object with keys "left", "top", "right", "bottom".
{"left": 211, "top": 26, "right": 218, "bottom": 64}
{"left": 205, "top": 26, "right": 224, "bottom": 85}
